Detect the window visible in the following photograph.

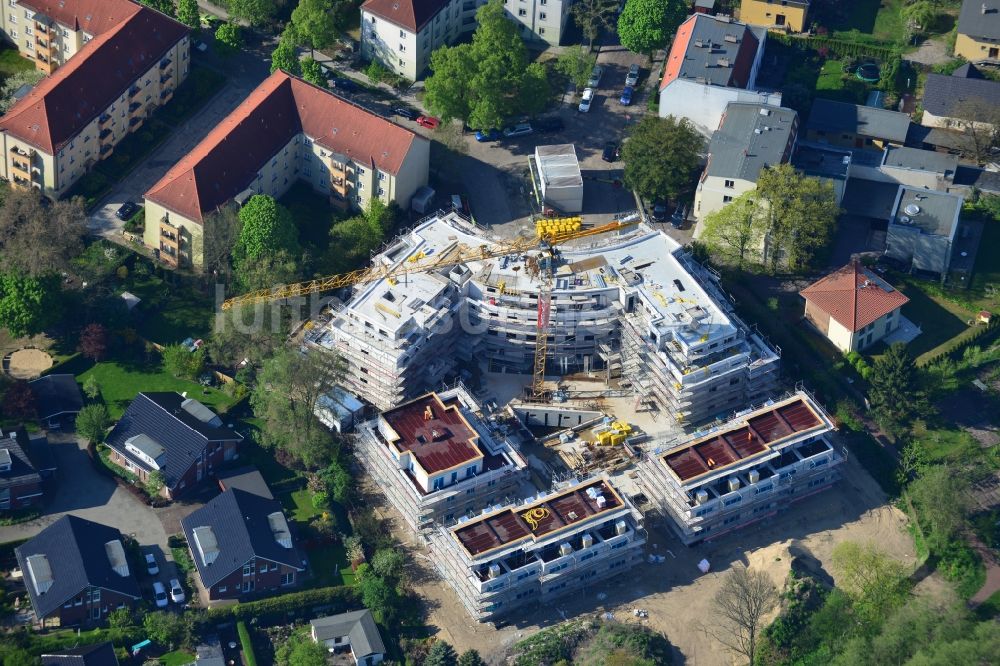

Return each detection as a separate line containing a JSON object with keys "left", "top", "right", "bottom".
{"left": 539, "top": 27, "right": 545, "bottom": 34}
{"left": 357, "top": 181, "right": 364, "bottom": 190}
{"left": 722, "top": 195, "right": 733, "bottom": 203}
{"left": 724, "top": 179, "right": 735, "bottom": 188}
{"left": 540, "top": 12, "right": 546, "bottom": 19}
{"left": 281, "top": 572, "right": 295, "bottom": 585}
{"left": 400, "top": 29, "right": 405, "bottom": 37}
{"left": 377, "top": 187, "right": 385, "bottom": 196}
{"left": 518, "top": 8, "right": 526, "bottom": 15}
{"left": 243, "top": 564, "right": 253, "bottom": 576}
{"left": 433, "top": 477, "right": 445, "bottom": 490}
{"left": 378, "top": 171, "right": 386, "bottom": 180}
{"left": 399, "top": 43, "right": 406, "bottom": 52}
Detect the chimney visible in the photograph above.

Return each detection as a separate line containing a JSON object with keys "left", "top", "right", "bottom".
{"left": 423, "top": 405, "right": 433, "bottom": 421}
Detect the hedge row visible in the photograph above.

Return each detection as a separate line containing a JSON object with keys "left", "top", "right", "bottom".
{"left": 922, "top": 319, "right": 1000, "bottom": 367}
{"left": 769, "top": 32, "right": 898, "bottom": 60}
{"left": 203, "top": 586, "right": 359, "bottom": 625}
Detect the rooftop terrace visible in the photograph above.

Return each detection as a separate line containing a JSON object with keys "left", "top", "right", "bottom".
{"left": 382, "top": 393, "right": 481, "bottom": 475}
{"left": 452, "top": 479, "right": 624, "bottom": 558}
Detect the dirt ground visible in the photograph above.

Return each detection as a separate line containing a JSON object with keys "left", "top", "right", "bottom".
{"left": 6, "top": 347, "right": 53, "bottom": 379}
{"left": 389, "top": 447, "right": 916, "bottom": 665}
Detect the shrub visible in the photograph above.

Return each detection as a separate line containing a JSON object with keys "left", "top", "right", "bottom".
{"left": 203, "top": 586, "right": 358, "bottom": 624}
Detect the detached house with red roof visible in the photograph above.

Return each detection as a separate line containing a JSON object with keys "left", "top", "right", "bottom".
{"left": 658, "top": 14, "right": 779, "bottom": 136}
{"left": 800, "top": 262, "right": 910, "bottom": 353}
{"left": 143, "top": 70, "right": 429, "bottom": 268}
{"left": 0, "top": 0, "right": 190, "bottom": 197}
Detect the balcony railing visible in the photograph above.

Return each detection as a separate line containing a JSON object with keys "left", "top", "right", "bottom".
{"left": 99, "top": 128, "right": 112, "bottom": 141}
{"left": 100, "top": 143, "right": 112, "bottom": 155}
{"left": 160, "top": 73, "right": 172, "bottom": 84}
{"left": 98, "top": 113, "right": 111, "bottom": 126}
{"left": 159, "top": 58, "right": 172, "bottom": 70}
{"left": 129, "top": 86, "right": 140, "bottom": 98}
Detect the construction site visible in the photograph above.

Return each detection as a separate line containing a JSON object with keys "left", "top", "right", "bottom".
{"left": 217, "top": 209, "right": 856, "bottom": 623}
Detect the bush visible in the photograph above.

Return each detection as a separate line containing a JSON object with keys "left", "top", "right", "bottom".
{"left": 203, "top": 586, "right": 358, "bottom": 624}
{"left": 237, "top": 621, "right": 259, "bottom": 666}
{"left": 938, "top": 540, "right": 986, "bottom": 599}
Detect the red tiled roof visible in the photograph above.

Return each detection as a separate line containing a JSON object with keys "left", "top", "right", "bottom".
{"left": 20, "top": 0, "right": 141, "bottom": 35}
{"left": 382, "top": 393, "right": 482, "bottom": 475}
{"left": 660, "top": 14, "right": 760, "bottom": 91}
{"left": 144, "top": 70, "right": 421, "bottom": 223}
{"left": 663, "top": 396, "right": 825, "bottom": 482}
{"left": 361, "top": 0, "right": 448, "bottom": 32}
{"left": 0, "top": 4, "right": 188, "bottom": 154}
{"left": 800, "top": 263, "right": 909, "bottom": 333}
{"left": 454, "top": 479, "right": 624, "bottom": 557}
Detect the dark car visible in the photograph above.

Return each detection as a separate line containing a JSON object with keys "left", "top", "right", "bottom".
{"left": 475, "top": 128, "right": 503, "bottom": 142}
{"left": 534, "top": 116, "right": 564, "bottom": 133}
{"left": 330, "top": 77, "right": 358, "bottom": 92}
{"left": 394, "top": 106, "right": 420, "bottom": 121}
{"left": 671, "top": 204, "right": 687, "bottom": 228}
{"left": 651, "top": 201, "right": 668, "bottom": 222}
{"left": 602, "top": 142, "right": 619, "bottom": 162}
{"left": 116, "top": 202, "right": 138, "bottom": 221}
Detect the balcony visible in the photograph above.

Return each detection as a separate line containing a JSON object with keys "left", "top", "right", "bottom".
{"left": 35, "top": 37, "right": 50, "bottom": 55}
{"left": 9, "top": 146, "right": 35, "bottom": 158}
{"left": 99, "top": 128, "right": 112, "bottom": 141}
{"left": 159, "top": 58, "right": 172, "bottom": 70}
{"left": 100, "top": 143, "right": 113, "bottom": 155}
{"left": 128, "top": 86, "right": 141, "bottom": 98}
{"left": 98, "top": 113, "right": 112, "bottom": 126}
{"left": 9, "top": 160, "right": 32, "bottom": 184}
{"left": 159, "top": 88, "right": 173, "bottom": 102}
{"left": 160, "top": 72, "right": 172, "bottom": 85}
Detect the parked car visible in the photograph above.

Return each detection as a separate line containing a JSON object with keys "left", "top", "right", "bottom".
{"left": 329, "top": 77, "right": 357, "bottom": 92}
{"left": 503, "top": 123, "right": 533, "bottom": 138}
{"left": 579, "top": 88, "right": 595, "bottom": 113}
{"left": 626, "top": 63, "right": 640, "bottom": 87}
{"left": 619, "top": 86, "right": 634, "bottom": 106}
{"left": 152, "top": 581, "right": 168, "bottom": 608}
{"left": 416, "top": 115, "right": 440, "bottom": 129}
{"left": 602, "top": 142, "right": 619, "bottom": 162}
{"left": 587, "top": 65, "right": 604, "bottom": 88}
{"left": 169, "top": 578, "right": 185, "bottom": 604}
{"left": 115, "top": 202, "right": 138, "bottom": 221}
{"left": 671, "top": 204, "right": 687, "bottom": 228}
{"left": 394, "top": 106, "right": 420, "bottom": 121}
{"left": 144, "top": 553, "right": 159, "bottom": 576}
{"left": 534, "top": 116, "right": 565, "bottom": 133}
{"left": 475, "top": 128, "right": 503, "bottom": 142}
{"left": 651, "top": 201, "right": 668, "bottom": 222}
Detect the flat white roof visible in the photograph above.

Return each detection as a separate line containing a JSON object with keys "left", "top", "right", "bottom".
{"left": 535, "top": 144, "right": 583, "bottom": 190}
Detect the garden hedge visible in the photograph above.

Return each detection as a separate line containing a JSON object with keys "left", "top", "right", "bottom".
{"left": 203, "top": 586, "right": 359, "bottom": 625}
{"left": 769, "top": 32, "right": 898, "bottom": 60}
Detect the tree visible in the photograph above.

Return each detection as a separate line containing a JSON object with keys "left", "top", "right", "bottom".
{"left": 210, "top": 301, "right": 290, "bottom": 368}
{"left": 276, "top": 634, "right": 331, "bottom": 666}
{"left": 162, "top": 344, "right": 206, "bottom": 380}
{"left": 424, "top": 45, "right": 476, "bottom": 123}
{"left": 617, "top": 0, "right": 687, "bottom": 55}
{"left": 1, "top": 380, "right": 35, "bottom": 421}
{"left": 754, "top": 164, "right": 839, "bottom": 271}
{"left": 907, "top": 464, "right": 970, "bottom": 550}
{"left": 831, "top": 541, "right": 910, "bottom": 626}
{"left": 176, "top": 0, "right": 200, "bottom": 28}
{"left": 201, "top": 204, "right": 242, "bottom": 284}
{"left": 250, "top": 347, "right": 343, "bottom": 466}
{"left": 949, "top": 98, "right": 1000, "bottom": 165}
{"left": 424, "top": 641, "right": 459, "bottom": 666}
{"left": 356, "top": 566, "right": 401, "bottom": 624}
{"left": 700, "top": 191, "right": 766, "bottom": 269}
{"left": 371, "top": 548, "right": 406, "bottom": 586}
{"left": 291, "top": 0, "right": 338, "bottom": 57}
{"left": 0, "top": 189, "right": 87, "bottom": 277}
{"left": 139, "top": 0, "right": 175, "bottom": 17}
{"left": 325, "top": 209, "right": 386, "bottom": 274}
{"left": 233, "top": 248, "right": 301, "bottom": 294}
{"left": 145, "top": 470, "right": 165, "bottom": 497}
{"left": 622, "top": 115, "right": 703, "bottom": 203}
{"left": 867, "top": 342, "right": 923, "bottom": 438}
{"left": 143, "top": 611, "right": 193, "bottom": 650}
{"left": 556, "top": 46, "right": 597, "bottom": 91}
{"left": 107, "top": 607, "right": 135, "bottom": 629}
{"left": 79, "top": 323, "right": 109, "bottom": 361}
{"left": 571, "top": 0, "right": 618, "bottom": 50}
{"left": 82, "top": 375, "right": 101, "bottom": 400}
{"left": 271, "top": 30, "right": 301, "bottom": 75}
{"left": 458, "top": 650, "right": 487, "bottom": 666}
{"left": 0, "top": 272, "right": 61, "bottom": 338}
{"left": 300, "top": 57, "right": 327, "bottom": 88}
{"left": 215, "top": 22, "right": 244, "bottom": 55}
{"left": 0, "top": 68, "right": 44, "bottom": 113}
{"left": 76, "top": 404, "right": 110, "bottom": 444}
{"left": 237, "top": 195, "right": 300, "bottom": 261}
{"left": 706, "top": 565, "right": 776, "bottom": 666}
{"left": 902, "top": 0, "right": 939, "bottom": 36}
{"left": 228, "top": 0, "right": 275, "bottom": 27}
{"left": 519, "top": 62, "right": 551, "bottom": 117}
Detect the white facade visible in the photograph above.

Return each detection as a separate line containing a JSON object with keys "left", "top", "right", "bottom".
{"left": 694, "top": 174, "right": 757, "bottom": 223}
{"left": 659, "top": 81, "right": 781, "bottom": 137}
{"left": 535, "top": 144, "right": 583, "bottom": 213}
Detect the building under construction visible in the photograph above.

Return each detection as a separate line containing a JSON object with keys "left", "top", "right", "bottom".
{"left": 636, "top": 390, "right": 842, "bottom": 545}
{"left": 426, "top": 476, "right": 646, "bottom": 621}
{"left": 309, "top": 210, "right": 780, "bottom": 425}
{"left": 351, "top": 383, "right": 529, "bottom": 532}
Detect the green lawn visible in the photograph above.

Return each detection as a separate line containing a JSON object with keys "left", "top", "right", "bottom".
{"left": 894, "top": 280, "right": 974, "bottom": 362}
{"left": 283, "top": 488, "right": 323, "bottom": 523}
{"left": 914, "top": 428, "right": 980, "bottom": 465}
{"left": 126, "top": 276, "right": 214, "bottom": 345}
{"left": 0, "top": 46, "right": 33, "bottom": 79}
{"left": 280, "top": 181, "right": 347, "bottom": 253}
{"left": 969, "top": 220, "right": 1000, "bottom": 310}
{"left": 814, "top": 59, "right": 872, "bottom": 105}
{"left": 871, "top": 0, "right": 908, "bottom": 44}
{"left": 159, "top": 650, "right": 196, "bottom": 666}
{"left": 79, "top": 360, "right": 234, "bottom": 419}
{"left": 306, "top": 542, "right": 354, "bottom": 587}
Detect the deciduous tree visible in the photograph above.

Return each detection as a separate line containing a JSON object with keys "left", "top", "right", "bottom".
{"left": 139, "top": 0, "right": 176, "bottom": 17}
{"left": 700, "top": 191, "right": 766, "bottom": 269}
{"left": 250, "top": 347, "right": 343, "bottom": 466}
{"left": 270, "top": 30, "right": 301, "bottom": 75}
{"left": 831, "top": 541, "right": 910, "bottom": 626}
{"left": 571, "top": 0, "right": 619, "bottom": 50}
{"left": 754, "top": 164, "right": 839, "bottom": 271}
{"left": 143, "top": 611, "right": 193, "bottom": 650}
{"left": 200, "top": 203, "right": 242, "bottom": 284}
{"left": 0, "top": 69, "right": 44, "bottom": 113}
{"left": 145, "top": 470, "right": 166, "bottom": 497}
{"left": 79, "top": 323, "right": 109, "bottom": 361}
{"left": 1, "top": 380, "right": 35, "bottom": 421}
{"left": 706, "top": 565, "right": 777, "bottom": 666}
{"left": 622, "top": 115, "right": 703, "bottom": 203}
{"left": 950, "top": 98, "right": 1000, "bottom": 165}
{"left": 907, "top": 464, "right": 970, "bottom": 550}
{"left": 275, "top": 634, "right": 329, "bottom": 666}
{"left": 76, "top": 403, "right": 111, "bottom": 444}
{"left": 556, "top": 46, "right": 597, "bottom": 91}
{"left": 177, "top": 0, "right": 200, "bottom": 28}
{"left": 300, "top": 57, "right": 327, "bottom": 88}
{"left": 162, "top": 344, "right": 205, "bottom": 380}
{"left": 215, "top": 22, "right": 244, "bottom": 55}
{"left": 228, "top": 0, "right": 276, "bottom": 27}
{"left": 617, "top": 0, "right": 687, "bottom": 55}
{"left": 236, "top": 195, "right": 300, "bottom": 261}
{"left": 0, "top": 189, "right": 86, "bottom": 277}
{"left": 0, "top": 272, "right": 61, "bottom": 338}
{"left": 291, "top": 0, "right": 338, "bottom": 57}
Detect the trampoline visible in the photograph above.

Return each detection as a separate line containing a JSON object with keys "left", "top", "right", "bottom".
{"left": 856, "top": 62, "right": 880, "bottom": 82}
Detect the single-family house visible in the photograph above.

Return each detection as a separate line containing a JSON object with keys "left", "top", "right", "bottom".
{"left": 886, "top": 187, "right": 964, "bottom": 277}
{"left": 41, "top": 642, "right": 120, "bottom": 666}
{"left": 804, "top": 99, "right": 910, "bottom": 150}
{"left": 740, "top": 0, "right": 810, "bottom": 32}
{"left": 310, "top": 609, "right": 387, "bottom": 665}
{"left": 921, "top": 64, "right": 1000, "bottom": 132}
{"left": 0, "top": 426, "right": 54, "bottom": 511}
{"left": 29, "top": 374, "right": 84, "bottom": 427}
{"left": 954, "top": 0, "right": 1000, "bottom": 62}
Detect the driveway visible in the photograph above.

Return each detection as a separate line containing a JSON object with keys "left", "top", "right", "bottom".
{"left": 88, "top": 42, "right": 272, "bottom": 240}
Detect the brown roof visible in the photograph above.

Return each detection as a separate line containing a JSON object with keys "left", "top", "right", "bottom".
{"left": 21, "top": 0, "right": 141, "bottom": 35}
{"left": 382, "top": 393, "right": 481, "bottom": 475}
{"left": 0, "top": 5, "right": 188, "bottom": 154}
{"left": 144, "top": 70, "right": 421, "bottom": 223}
{"left": 799, "top": 263, "right": 909, "bottom": 333}
{"left": 361, "top": 0, "right": 448, "bottom": 32}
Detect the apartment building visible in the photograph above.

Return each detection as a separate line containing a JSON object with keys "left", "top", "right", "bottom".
{"left": 144, "top": 70, "right": 429, "bottom": 268}
{"left": 361, "top": 0, "right": 569, "bottom": 81}
{"left": 311, "top": 211, "right": 781, "bottom": 425}
{"left": 637, "top": 390, "right": 841, "bottom": 545}
{"left": 427, "top": 476, "right": 646, "bottom": 621}
{"left": 739, "top": 0, "right": 810, "bottom": 32}
{"left": 0, "top": 2, "right": 189, "bottom": 197}
{"left": 955, "top": 0, "right": 1000, "bottom": 62}
{"left": 694, "top": 103, "right": 798, "bottom": 222}
{"left": 352, "top": 384, "right": 530, "bottom": 532}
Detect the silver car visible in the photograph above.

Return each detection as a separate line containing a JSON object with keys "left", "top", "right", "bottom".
{"left": 587, "top": 65, "right": 603, "bottom": 89}
{"left": 626, "top": 64, "right": 640, "bottom": 87}
{"left": 579, "top": 88, "right": 595, "bottom": 113}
